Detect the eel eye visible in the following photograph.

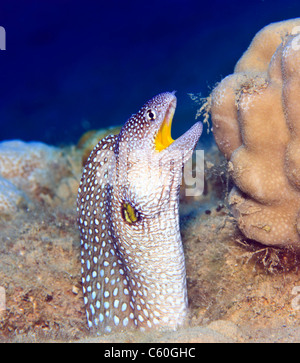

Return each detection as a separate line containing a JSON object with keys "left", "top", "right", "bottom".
{"left": 121, "top": 202, "right": 140, "bottom": 224}
{"left": 146, "top": 109, "right": 156, "bottom": 121}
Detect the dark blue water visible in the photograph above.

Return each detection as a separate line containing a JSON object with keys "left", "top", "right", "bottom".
{"left": 0, "top": 0, "right": 299, "bottom": 146}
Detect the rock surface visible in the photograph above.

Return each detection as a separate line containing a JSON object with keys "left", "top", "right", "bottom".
{"left": 0, "top": 139, "right": 299, "bottom": 342}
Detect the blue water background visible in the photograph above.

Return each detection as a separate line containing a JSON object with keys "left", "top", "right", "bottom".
{"left": 0, "top": 0, "right": 299, "bottom": 146}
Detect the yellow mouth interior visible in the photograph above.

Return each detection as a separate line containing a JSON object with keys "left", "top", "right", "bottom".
{"left": 154, "top": 112, "right": 175, "bottom": 152}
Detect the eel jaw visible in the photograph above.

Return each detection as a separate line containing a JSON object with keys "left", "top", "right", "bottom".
{"left": 154, "top": 97, "right": 176, "bottom": 152}
{"left": 154, "top": 95, "right": 203, "bottom": 160}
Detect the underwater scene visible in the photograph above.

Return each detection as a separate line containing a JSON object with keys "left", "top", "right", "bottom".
{"left": 0, "top": 0, "right": 300, "bottom": 343}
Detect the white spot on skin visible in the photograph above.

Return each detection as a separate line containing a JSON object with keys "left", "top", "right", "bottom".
{"left": 114, "top": 315, "right": 120, "bottom": 326}
{"left": 90, "top": 304, "right": 95, "bottom": 315}
{"left": 123, "top": 317, "right": 128, "bottom": 326}
{"left": 113, "top": 287, "right": 118, "bottom": 296}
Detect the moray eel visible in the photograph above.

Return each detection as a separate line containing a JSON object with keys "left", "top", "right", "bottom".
{"left": 77, "top": 92, "right": 203, "bottom": 333}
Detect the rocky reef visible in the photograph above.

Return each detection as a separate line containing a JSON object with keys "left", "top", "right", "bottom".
{"left": 0, "top": 140, "right": 81, "bottom": 217}
{"left": 0, "top": 130, "right": 299, "bottom": 342}
{"left": 210, "top": 18, "right": 300, "bottom": 247}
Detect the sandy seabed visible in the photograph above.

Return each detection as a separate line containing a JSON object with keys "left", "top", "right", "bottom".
{"left": 0, "top": 142, "right": 299, "bottom": 343}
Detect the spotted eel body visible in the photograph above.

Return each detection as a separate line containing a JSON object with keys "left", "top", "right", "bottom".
{"left": 77, "top": 92, "right": 202, "bottom": 333}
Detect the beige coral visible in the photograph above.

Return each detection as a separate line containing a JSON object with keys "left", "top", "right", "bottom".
{"left": 210, "top": 18, "right": 300, "bottom": 247}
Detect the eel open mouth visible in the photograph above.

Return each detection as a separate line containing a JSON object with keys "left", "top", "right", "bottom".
{"left": 154, "top": 98, "right": 176, "bottom": 152}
